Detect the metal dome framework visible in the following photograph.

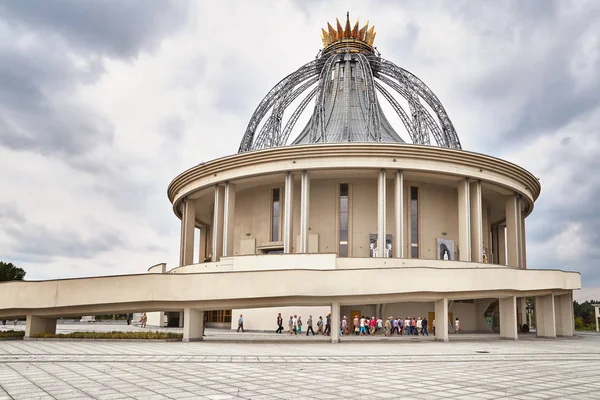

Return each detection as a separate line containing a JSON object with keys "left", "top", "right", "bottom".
{"left": 238, "top": 14, "right": 461, "bottom": 153}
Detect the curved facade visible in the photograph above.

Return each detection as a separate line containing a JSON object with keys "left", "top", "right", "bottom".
{"left": 164, "top": 142, "right": 578, "bottom": 340}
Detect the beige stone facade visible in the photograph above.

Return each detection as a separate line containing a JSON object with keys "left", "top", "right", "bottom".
{"left": 0, "top": 143, "right": 580, "bottom": 342}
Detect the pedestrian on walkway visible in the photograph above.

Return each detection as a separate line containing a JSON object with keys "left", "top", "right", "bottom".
{"left": 455, "top": 317, "right": 460, "bottom": 334}
{"left": 140, "top": 312, "right": 147, "bottom": 328}
{"left": 237, "top": 314, "right": 245, "bottom": 332}
{"left": 297, "top": 316, "right": 303, "bottom": 334}
{"left": 384, "top": 317, "right": 391, "bottom": 336}
{"left": 325, "top": 314, "right": 331, "bottom": 336}
{"left": 317, "top": 316, "right": 324, "bottom": 334}
{"left": 306, "top": 315, "right": 315, "bottom": 336}
{"left": 276, "top": 313, "right": 283, "bottom": 334}
{"left": 292, "top": 315, "right": 298, "bottom": 335}
{"left": 422, "top": 317, "right": 429, "bottom": 336}
{"left": 288, "top": 316, "right": 294, "bottom": 334}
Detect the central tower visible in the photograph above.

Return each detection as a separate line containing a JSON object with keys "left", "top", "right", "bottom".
{"left": 238, "top": 13, "right": 462, "bottom": 152}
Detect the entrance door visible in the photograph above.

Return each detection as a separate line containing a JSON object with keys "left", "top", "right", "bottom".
{"left": 428, "top": 312, "right": 454, "bottom": 333}
{"left": 350, "top": 310, "right": 361, "bottom": 333}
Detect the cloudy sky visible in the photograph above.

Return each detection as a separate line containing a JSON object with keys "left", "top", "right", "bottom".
{"left": 0, "top": 0, "right": 598, "bottom": 300}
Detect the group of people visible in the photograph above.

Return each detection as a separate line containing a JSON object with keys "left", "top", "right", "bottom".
{"left": 345, "top": 316, "right": 431, "bottom": 336}
{"left": 275, "top": 313, "right": 333, "bottom": 336}
{"left": 273, "top": 313, "right": 462, "bottom": 337}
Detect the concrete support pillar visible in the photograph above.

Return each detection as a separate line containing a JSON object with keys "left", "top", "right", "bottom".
{"left": 498, "top": 224, "right": 506, "bottom": 265}
{"left": 457, "top": 178, "right": 471, "bottom": 261}
{"left": 222, "top": 182, "right": 236, "bottom": 257}
{"left": 469, "top": 180, "right": 483, "bottom": 262}
{"left": 435, "top": 298, "right": 449, "bottom": 342}
{"left": 499, "top": 296, "right": 518, "bottom": 340}
{"left": 178, "top": 311, "right": 184, "bottom": 328}
{"left": 211, "top": 184, "right": 225, "bottom": 262}
{"left": 25, "top": 315, "right": 57, "bottom": 337}
{"left": 394, "top": 170, "right": 404, "bottom": 258}
{"left": 536, "top": 294, "right": 556, "bottom": 338}
{"left": 283, "top": 171, "right": 294, "bottom": 254}
{"left": 180, "top": 198, "right": 196, "bottom": 266}
{"left": 182, "top": 307, "right": 205, "bottom": 342}
{"left": 505, "top": 195, "right": 521, "bottom": 268}
{"left": 554, "top": 293, "right": 574, "bottom": 337}
{"left": 377, "top": 169, "right": 387, "bottom": 257}
{"left": 330, "top": 302, "right": 340, "bottom": 343}
{"left": 300, "top": 170, "right": 310, "bottom": 253}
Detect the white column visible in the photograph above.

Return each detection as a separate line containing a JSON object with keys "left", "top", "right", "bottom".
{"left": 536, "top": 294, "right": 556, "bottom": 338}
{"left": 555, "top": 293, "right": 574, "bottom": 337}
{"left": 182, "top": 307, "right": 204, "bottom": 342}
{"left": 377, "top": 169, "right": 387, "bottom": 257}
{"left": 394, "top": 170, "right": 404, "bottom": 258}
{"left": 470, "top": 180, "right": 483, "bottom": 262}
{"left": 212, "top": 185, "right": 225, "bottom": 262}
{"left": 435, "top": 298, "right": 449, "bottom": 342}
{"left": 330, "top": 302, "right": 340, "bottom": 343}
{"left": 283, "top": 171, "right": 294, "bottom": 253}
{"left": 596, "top": 305, "right": 600, "bottom": 332}
{"left": 180, "top": 198, "right": 196, "bottom": 266}
{"left": 300, "top": 170, "right": 310, "bottom": 253}
{"left": 222, "top": 182, "right": 236, "bottom": 257}
{"left": 499, "top": 296, "right": 518, "bottom": 340}
{"left": 505, "top": 194, "right": 521, "bottom": 268}
{"left": 457, "top": 178, "right": 471, "bottom": 261}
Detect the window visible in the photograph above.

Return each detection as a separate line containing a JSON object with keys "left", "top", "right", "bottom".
{"left": 339, "top": 183, "right": 349, "bottom": 257}
{"left": 208, "top": 310, "right": 231, "bottom": 323}
{"left": 271, "top": 188, "right": 280, "bottom": 241}
{"left": 411, "top": 186, "right": 419, "bottom": 258}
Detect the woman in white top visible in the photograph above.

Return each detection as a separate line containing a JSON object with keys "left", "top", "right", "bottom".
{"left": 455, "top": 318, "right": 460, "bottom": 334}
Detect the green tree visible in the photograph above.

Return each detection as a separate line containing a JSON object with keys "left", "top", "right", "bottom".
{"left": 0, "top": 261, "right": 26, "bottom": 281}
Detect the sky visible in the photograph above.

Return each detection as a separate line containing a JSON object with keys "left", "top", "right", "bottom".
{"left": 0, "top": 0, "right": 599, "bottom": 301}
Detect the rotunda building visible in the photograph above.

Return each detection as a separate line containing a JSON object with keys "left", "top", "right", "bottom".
{"left": 156, "top": 14, "right": 580, "bottom": 341}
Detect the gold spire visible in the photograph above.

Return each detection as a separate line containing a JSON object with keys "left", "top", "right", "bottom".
{"left": 320, "top": 13, "right": 376, "bottom": 52}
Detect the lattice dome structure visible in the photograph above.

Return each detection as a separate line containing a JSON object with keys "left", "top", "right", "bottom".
{"left": 238, "top": 13, "right": 462, "bottom": 153}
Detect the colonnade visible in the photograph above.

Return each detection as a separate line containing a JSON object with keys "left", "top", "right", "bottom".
{"left": 179, "top": 170, "right": 528, "bottom": 267}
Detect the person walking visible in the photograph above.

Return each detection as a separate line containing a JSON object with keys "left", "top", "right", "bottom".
{"left": 422, "top": 317, "right": 429, "bottom": 336}
{"left": 276, "top": 313, "right": 283, "bottom": 334}
{"left": 140, "top": 312, "right": 147, "bottom": 328}
{"left": 325, "top": 314, "right": 331, "bottom": 336}
{"left": 341, "top": 316, "right": 348, "bottom": 336}
{"left": 292, "top": 315, "right": 298, "bottom": 335}
{"left": 288, "top": 316, "right": 294, "bottom": 334}
{"left": 306, "top": 315, "right": 315, "bottom": 336}
{"left": 297, "top": 316, "right": 303, "bottom": 334}
{"left": 391, "top": 317, "right": 398, "bottom": 335}
{"left": 384, "top": 317, "right": 391, "bottom": 336}
{"left": 237, "top": 314, "right": 245, "bottom": 332}
{"left": 317, "top": 316, "right": 324, "bottom": 334}
{"left": 455, "top": 317, "right": 460, "bottom": 334}
{"left": 353, "top": 315, "right": 359, "bottom": 335}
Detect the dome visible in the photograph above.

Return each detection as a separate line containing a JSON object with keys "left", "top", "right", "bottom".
{"left": 238, "top": 13, "right": 462, "bottom": 153}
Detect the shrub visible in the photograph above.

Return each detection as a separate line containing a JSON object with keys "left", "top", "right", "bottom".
{"left": 29, "top": 331, "right": 182, "bottom": 340}
{"left": 0, "top": 330, "right": 25, "bottom": 338}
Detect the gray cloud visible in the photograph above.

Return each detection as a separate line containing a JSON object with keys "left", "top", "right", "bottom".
{"left": 0, "top": 202, "right": 125, "bottom": 261}
{"left": 0, "top": 0, "right": 189, "bottom": 58}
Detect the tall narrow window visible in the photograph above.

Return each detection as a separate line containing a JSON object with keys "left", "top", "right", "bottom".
{"left": 411, "top": 186, "right": 419, "bottom": 258}
{"left": 271, "top": 188, "right": 280, "bottom": 241}
{"left": 339, "top": 184, "right": 349, "bottom": 257}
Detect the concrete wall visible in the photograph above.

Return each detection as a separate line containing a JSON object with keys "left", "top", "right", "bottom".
{"left": 418, "top": 183, "right": 459, "bottom": 260}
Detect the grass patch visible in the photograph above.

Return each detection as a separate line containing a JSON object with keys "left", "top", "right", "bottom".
{"left": 29, "top": 331, "right": 183, "bottom": 340}
{"left": 0, "top": 330, "right": 25, "bottom": 338}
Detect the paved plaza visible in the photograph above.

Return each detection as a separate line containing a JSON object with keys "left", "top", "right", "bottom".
{"left": 1, "top": 325, "right": 599, "bottom": 400}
